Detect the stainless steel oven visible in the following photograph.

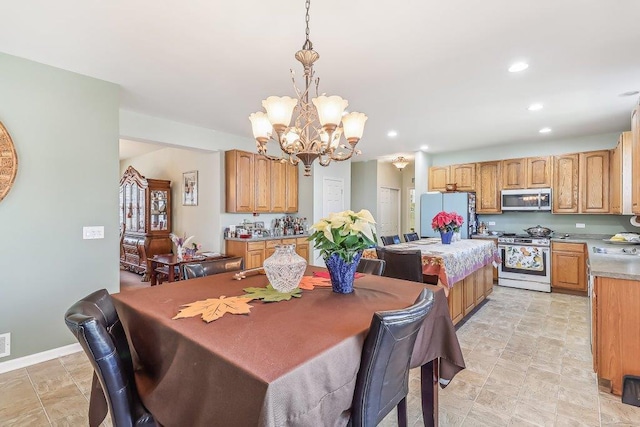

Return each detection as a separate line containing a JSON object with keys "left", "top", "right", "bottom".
{"left": 497, "top": 236, "right": 551, "bottom": 292}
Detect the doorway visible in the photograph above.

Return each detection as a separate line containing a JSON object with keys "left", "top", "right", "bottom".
{"left": 378, "top": 187, "right": 400, "bottom": 238}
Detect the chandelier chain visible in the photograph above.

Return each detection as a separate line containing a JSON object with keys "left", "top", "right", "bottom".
{"left": 303, "top": 0, "right": 312, "bottom": 50}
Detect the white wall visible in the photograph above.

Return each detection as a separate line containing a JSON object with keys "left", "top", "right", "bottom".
{"left": 0, "top": 53, "right": 120, "bottom": 361}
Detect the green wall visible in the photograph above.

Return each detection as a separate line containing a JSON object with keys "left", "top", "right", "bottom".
{"left": 0, "top": 53, "right": 120, "bottom": 361}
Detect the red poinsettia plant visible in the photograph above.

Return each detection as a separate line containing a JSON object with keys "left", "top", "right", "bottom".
{"left": 431, "top": 211, "right": 464, "bottom": 233}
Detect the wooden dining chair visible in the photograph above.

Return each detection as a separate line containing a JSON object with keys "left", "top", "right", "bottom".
{"left": 356, "top": 258, "right": 386, "bottom": 276}
{"left": 381, "top": 235, "right": 401, "bottom": 246}
{"left": 351, "top": 289, "right": 434, "bottom": 427}
{"left": 64, "top": 289, "right": 158, "bottom": 427}
{"left": 403, "top": 232, "right": 419, "bottom": 242}
{"left": 376, "top": 247, "right": 424, "bottom": 283}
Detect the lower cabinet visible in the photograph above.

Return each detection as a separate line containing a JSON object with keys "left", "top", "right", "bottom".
{"left": 226, "top": 237, "right": 310, "bottom": 270}
{"left": 593, "top": 276, "right": 640, "bottom": 395}
{"left": 551, "top": 242, "right": 587, "bottom": 293}
{"left": 447, "top": 264, "right": 493, "bottom": 325}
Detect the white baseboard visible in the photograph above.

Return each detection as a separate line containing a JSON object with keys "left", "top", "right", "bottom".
{"left": 0, "top": 343, "right": 82, "bottom": 374}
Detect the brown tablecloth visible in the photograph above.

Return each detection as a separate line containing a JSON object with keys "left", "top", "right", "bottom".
{"left": 112, "top": 267, "right": 465, "bottom": 427}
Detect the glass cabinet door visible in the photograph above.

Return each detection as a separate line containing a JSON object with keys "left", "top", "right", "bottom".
{"left": 150, "top": 190, "right": 168, "bottom": 231}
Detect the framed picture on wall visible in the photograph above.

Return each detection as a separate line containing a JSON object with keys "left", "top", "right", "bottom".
{"left": 182, "top": 170, "right": 198, "bottom": 206}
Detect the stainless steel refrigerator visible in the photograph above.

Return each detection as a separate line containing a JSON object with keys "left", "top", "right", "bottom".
{"left": 419, "top": 192, "right": 477, "bottom": 239}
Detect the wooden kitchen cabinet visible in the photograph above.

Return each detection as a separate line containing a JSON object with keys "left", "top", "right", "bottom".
{"left": 450, "top": 163, "right": 476, "bottom": 191}
{"left": 446, "top": 264, "right": 493, "bottom": 326}
{"left": 632, "top": 101, "right": 640, "bottom": 214}
{"left": 502, "top": 158, "right": 526, "bottom": 189}
{"left": 526, "top": 156, "right": 551, "bottom": 188}
{"left": 580, "top": 150, "right": 609, "bottom": 213}
{"left": 226, "top": 150, "right": 298, "bottom": 213}
{"left": 225, "top": 150, "right": 255, "bottom": 212}
{"left": 226, "top": 237, "right": 310, "bottom": 269}
{"left": 594, "top": 276, "right": 640, "bottom": 395}
{"left": 285, "top": 162, "right": 299, "bottom": 213}
{"left": 553, "top": 154, "right": 579, "bottom": 213}
{"left": 254, "top": 155, "right": 271, "bottom": 212}
{"left": 551, "top": 242, "right": 586, "bottom": 293}
{"left": 428, "top": 166, "right": 450, "bottom": 192}
{"left": 609, "top": 132, "right": 632, "bottom": 215}
{"left": 476, "top": 161, "right": 502, "bottom": 213}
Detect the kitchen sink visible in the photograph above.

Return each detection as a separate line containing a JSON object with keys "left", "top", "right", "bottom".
{"left": 592, "top": 246, "right": 640, "bottom": 256}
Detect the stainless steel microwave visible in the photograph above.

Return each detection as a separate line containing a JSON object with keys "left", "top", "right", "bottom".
{"left": 501, "top": 188, "right": 552, "bottom": 211}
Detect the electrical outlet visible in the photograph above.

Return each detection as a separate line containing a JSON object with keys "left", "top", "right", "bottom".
{"left": 576, "top": 223, "right": 586, "bottom": 229}
{"left": 83, "top": 226, "right": 104, "bottom": 239}
{"left": 0, "top": 333, "right": 10, "bottom": 358}
{"left": 488, "top": 221, "right": 496, "bottom": 226}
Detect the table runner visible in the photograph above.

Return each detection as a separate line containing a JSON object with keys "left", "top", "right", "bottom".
{"left": 112, "top": 267, "right": 464, "bottom": 427}
{"left": 364, "top": 239, "right": 499, "bottom": 287}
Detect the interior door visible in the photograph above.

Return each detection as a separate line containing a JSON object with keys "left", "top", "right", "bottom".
{"left": 379, "top": 187, "right": 400, "bottom": 239}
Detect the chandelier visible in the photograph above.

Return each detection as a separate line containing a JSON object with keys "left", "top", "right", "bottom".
{"left": 392, "top": 157, "right": 409, "bottom": 170}
{"left": 248, "top": 0, "right": 367, "bottom": 176}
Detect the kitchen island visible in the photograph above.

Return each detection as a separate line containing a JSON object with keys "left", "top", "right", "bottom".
{"left": 365, "top": 239, "right": 499, "bottom": 325}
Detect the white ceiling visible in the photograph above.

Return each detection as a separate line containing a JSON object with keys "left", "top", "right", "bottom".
{"left": 2, "top": 0, "right": 640, "bottom": 161}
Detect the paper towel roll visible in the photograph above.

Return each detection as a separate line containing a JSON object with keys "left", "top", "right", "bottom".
{"left": 630, "top": 216, "right": 640, "bottom": 227}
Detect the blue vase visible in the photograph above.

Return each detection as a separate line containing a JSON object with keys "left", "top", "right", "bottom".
{"left": 324, "top": 252, "right": 362, "bottom": 294}
{"left": 440, "top": 230, "right": 454, "bottom": 244}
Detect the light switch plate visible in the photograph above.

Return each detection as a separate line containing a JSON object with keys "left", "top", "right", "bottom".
{"left": 576, "top": 223, "right": 586, "bottom": 229}
{"left": 83, "top": 226, "right": 105, "bottom": 239}
{"left": 488, "top": 221, "right": 496, "bottom": 226}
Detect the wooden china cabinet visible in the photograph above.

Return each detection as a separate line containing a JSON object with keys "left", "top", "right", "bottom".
{"left": 119, "top": 166, "right": 173, "bottom": 280}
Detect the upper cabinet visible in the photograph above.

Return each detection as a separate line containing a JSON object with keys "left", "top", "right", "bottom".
{"left": 632, "top": 101, "right": 640, "bottom": 214}
{"left": 501, "top": 156, "right": 551, "bottom": 189}
{"left": 476, "top": 161, "right": 502, "bottom": 213}
{"left": 502, "top": 158, "right": 526, "bottom": 189}
{"left": 580, "top": 150, "right": 610, "bottom": 213}
{"left": 553, "top": 154, "right": 579, "bottom": 213}
{"left": 225, "top": 150, "right": 299, "bottom": 213}
{"left": 526, "top": 157, "right": 552, "bottom": 188}
{"left": 450, "top": 163, "right": 476, "bottom": 191}
{"left": 428, "top": 166, "right": 450, "bottom": 192}
{"left": 553, "top": 150, "right": 610, "bottom": 214}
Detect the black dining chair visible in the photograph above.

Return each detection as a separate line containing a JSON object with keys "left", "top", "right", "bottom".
{"left": 376, "top": 247, "right": 424, "bottom": 283}
{"left": 64, "top": 289, "right": 158, "bottom": 427}
{"left": 403, "top": 232, "right": 419, "bottom": 242}
{"left": 351, "top": 289, "right": 434, "bottom": 427}
{"left": 183, "top": 256, "right": 245, "bottom": 279}
{"left": 381, "top": 235, "right": 401, "bottom": 246}
{"left": 356, "top": 258, "right": 386, "bottom": 276}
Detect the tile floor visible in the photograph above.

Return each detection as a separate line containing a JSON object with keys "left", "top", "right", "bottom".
{"left": 1, "top": 285, "right": 639, "bottom": 426}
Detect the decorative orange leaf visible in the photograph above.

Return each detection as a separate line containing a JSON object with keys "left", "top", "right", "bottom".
{"left": 172, "top": 295, "right": 254, "bottom": 322}
{"left": 298, "top": 276, "right": 331, "bottom": 290}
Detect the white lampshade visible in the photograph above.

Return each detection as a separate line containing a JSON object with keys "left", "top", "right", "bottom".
{"left": 312, "top": 95, "right": 348, "bottom": 127}
{"left": 249, "top": 112, "right": 273, "bottom": 140}
{"left": 341, "top": 112, "right": 368, "bottom": 140}
{"left": 262, "top": 96, "right": 298, "bottom": 127}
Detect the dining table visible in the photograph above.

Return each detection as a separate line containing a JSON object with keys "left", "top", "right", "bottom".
{"left": 111, "top": 266, "right": 465, "bottom": 427}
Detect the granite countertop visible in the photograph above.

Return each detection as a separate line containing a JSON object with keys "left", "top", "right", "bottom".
{"left": 225, "top": 234, "right": 310, "bottom": 242}
{"left": 552, "top": 234, "right": 640, "bottom": 281}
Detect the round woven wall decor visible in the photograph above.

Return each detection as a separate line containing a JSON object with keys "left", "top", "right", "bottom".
{"left": 0, "top": 121, "right": 18, "bottom": 202}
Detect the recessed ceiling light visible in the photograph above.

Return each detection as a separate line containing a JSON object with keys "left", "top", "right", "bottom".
{"left": 508, "top": 62, "right": 529, "bottom": 73}
{"left": 619, "top": 91, "right": 640, "bottom": 97}
{"left": 528, "top": 103, "right": 543, "bottom": 111}
{"left": 539, "top": 127, "right": 552, "bottom": 134}
{"left": 420, "top": 145, "right": 429, "bottom": 151}
{"left": 342, "top": 110, "right": 349, "bottom": 116}
{"left": 387, "top": 130, "right": 398, "bottom": 138}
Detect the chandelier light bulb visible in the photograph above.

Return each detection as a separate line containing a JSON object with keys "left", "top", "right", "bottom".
{"left": 342, "top": 112, "right": 368, "bottom": 142}
{"left": 262, "top": 96, "right": 298, "bottom": 128}
{"left": 249, "top": 112, "right": 273, "bottom": 140}
{"left": 312, "top": 95, "right": 349, "bottom": 127}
